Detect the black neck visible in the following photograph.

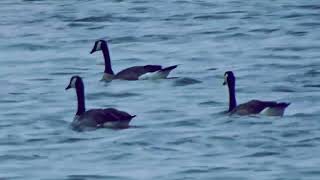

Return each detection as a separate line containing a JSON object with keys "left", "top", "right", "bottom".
{"left": 75, "top": 83, "right": 85, "bottom": 115}
{"left": 228, "top": 82, "right": 237, "bottom": 112}
{"left": 101, "top": 44, "right": 114, "bottom": 75}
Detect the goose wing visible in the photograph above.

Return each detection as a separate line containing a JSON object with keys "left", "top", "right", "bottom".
{"left": 115, "top": 65, "right": 162, "bottom": 80}
{"left": 78, "top": 108, "right": 135, "bottom": 125}
{"left": 232, "top": 100, "right": 281, "bottom": 115}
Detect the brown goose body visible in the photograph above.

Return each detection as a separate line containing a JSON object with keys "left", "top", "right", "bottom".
{"left": 223, "top": 71, "right": 290, "bottom": 116}
{"left": 66, "top": 76, "right": 136, "bottom": 130}
{"left": 90, "top": 40, "right": 177, "bottom": 81}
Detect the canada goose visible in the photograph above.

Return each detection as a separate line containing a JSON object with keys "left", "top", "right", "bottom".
{"left": 90, "top": 39, "right": 178, "bottom": 81}
{"left": 65, "top": 76, "right": 136, "bottom": 129}
{"left": 223, "top": 71, "right": 290, "bottom": 116}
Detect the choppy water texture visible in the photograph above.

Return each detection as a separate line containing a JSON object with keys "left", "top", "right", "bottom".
{"left": 1, "top": 0, "right": 320, "bottom": 179}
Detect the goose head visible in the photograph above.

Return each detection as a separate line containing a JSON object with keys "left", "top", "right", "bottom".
{"left": 66, "top": 76, "right": 83, "bottom": 90}
{"left": 223, "top": 71, "right": 235, "bottom": 87}
{"left": 90, "top": 40, "right": 107, "bottom": 54}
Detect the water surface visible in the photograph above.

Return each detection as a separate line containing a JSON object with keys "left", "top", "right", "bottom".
{"left": 1, "top": 0, "right": 320, "bottom": 179}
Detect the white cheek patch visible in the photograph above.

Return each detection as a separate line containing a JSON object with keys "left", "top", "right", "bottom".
{"left": 224, "top": 74, "right": 228, "bottom": 82}
{"left": 70, "top": 77, "right": 77, "bottom": 88}
{"left": 96, "top": 41, "right": 102, "bottom": 51}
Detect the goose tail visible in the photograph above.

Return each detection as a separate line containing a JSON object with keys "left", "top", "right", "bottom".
{"left": 276, "top": 102, "right": 291, "bottom": 108}
{"left": 262, "top": 102, "right": 291, "bottom": 116}
{"left": 156, "top": 65, "right": 178, "bottom": 78}
{"left": 139, "top": 65, "right": 178, "bottom": 80}
{"left": 160, "top": 65, "right": 178, "bottom": 72}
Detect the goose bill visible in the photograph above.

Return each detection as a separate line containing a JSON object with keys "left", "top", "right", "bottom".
{"left": 65, "top": 84, "right": 71, "bottom": 90}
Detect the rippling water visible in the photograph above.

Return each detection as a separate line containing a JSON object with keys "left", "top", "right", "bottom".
{"left": 1, "top": 0, "right": 320, "bottom": 179}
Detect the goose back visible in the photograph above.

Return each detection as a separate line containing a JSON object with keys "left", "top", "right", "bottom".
{"left": 114, "top": 65, "right": 162, "bottom": 80}
{"left": 73, "top": 108, "right": 135, "bottom": 128}
{"left": 231, "top": 100, "right": 290, "bottom": 116}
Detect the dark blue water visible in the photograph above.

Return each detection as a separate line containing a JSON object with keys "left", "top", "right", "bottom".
{"left": 1, "top": 0, "right": 320, "bottom": 179}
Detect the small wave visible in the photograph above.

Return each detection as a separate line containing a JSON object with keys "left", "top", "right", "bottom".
{"left": 237, "top": 119, "right": 273, "bottom": 126}
{"left": 74, "top": 15, "right": 113, "bottom": 22}
{"left": 0, "top": 123, "right": 14, "bottom": 128}
{"left": 25, "top": 19, "right": 45, "bottom": 24}
{"left": 116, "top": 141, "right": 150, "bottom": 147}
{"left": 264, "top": 46, "right": 320, "bottom": 52}
{"left": 0, "top": 154, "right": 44, "bottom": 161}
{"left": 0, "top": 99, "right": 20, "bottom": 103}
{"left": 252, "top": 63, "right": 302, "bottom": 70}
{"left": 108, "top": 152, "right": 133, "bottom": 161}
{"left": 297, "top": 5, "right": 320, "bottom": 10}
{"left": 251, "top": 54, "right": 302, "bottom": 60}
{"left": 287, "top": 113, "right": 318, "bottom": 118}
{"left": 198, "top": 101, "right": 222, "bottom": 106}
{"left": 300, "top": 170, "right": 320, "bottom": 176}
{"left": 7, "top": 43, "right": 52, "bottom": 51}
{"left": 50, "top": 14, "right": 72, "bottom": 21}
{"left": 161, "top": 119, "right": 201, "bottom": 128}
{"left": 283, "top": 4, "right": 320, "bottom": 10}
{"left": 216, "top": 10, "right": 246, "bottom": 15}
{"left": 74, "top": 15, "right": 143, "bottom": 23}
{"left": 63, "top": 67, "right": 90, "bottom": 71}
{"left": 8, "top": 92, "right": 26, "bottom": 95}
{"left": 140, "top": 34, "right": 175, "bottom": 42}
{"left": 226, "top": 27, "right": 240, "bottom": 31}
{"left": 149, "top": 146, "right": 179, "bottom": 152}
{"left": 215, "top": 32, "right": 251, "bottom": 40}
{"left": 208, "top": 135, "right": 235, "bottom": 141}
{"left": 241, "top": 151, "right": 280, "bottom": 158}
{"left": 193, "top": 30, "right": 225, "bottom": 35}
{"left": 176, "top": 168, "right": 210, "bottom": 174}
{"left": 67, "top": 22, "right": 89, "bottom": 27}
{"left": 249, "top": 28, "right": 279, "bottom": 34}
{"left": 129, "top": 6, "right": 153, "bottom": 13}
{"left": 298, "top": 22, "right": 320, "bottom": 27}
{"left": 67, "top": 175, "right": 120, "bottom": 180}
{"left": 20, "top": 33, "right": 38, "bottom": 37}
{"left": 286, "top": 30, "right": 308, "bottom": 36}
{"left": 298, "top": 137, "right": 320, "bottom": 144}
{"left": 172, "top": 77, "right": 202, "bottom": 87}
{"left": 22, "top": 0, "right": 42, "bottom": 1}
{"left": 58, "top": 137, "right": 89, "bottom": 143}
{"left": 87, "top": 25, "right": 107, "bottom": 30}
{"left": 147, "top": 109, "right": 177, "bottom": 113}
{"left": 27, "top": 78, "right": 53, "bottom": 82}
{"left": 109, "top": 36, "right": 139, "bottom": 44}
{"left": 193, "top": 14, "right": 231, "bottom": 20}
{"left": 285, "top": 143, "right": 314, "bottom": 148}
{"left": 87, "top": 92, "right": 140, "bottom": 99}
{"left": 304, "top": 69, "right": 320, "bottom": 77}
{"left": 271, "top": 86, "right": 296, "bottom": 92}
{"left": 49, "top": 72, "right": 84, "bottom": 76}
{"left": 167, "top": 136, "right": 199, "bottom": 145}
{"left": 116, "top": 57, "right": 143, "bottom": 63}
{"left": 281, "top": 130, "right": 310, "bottom": 138}
{"left": 282, "top": 13, "right": 304, "bottom": 19}
{"left": 206, "top": 67, "right": 218, "bottom": 71}
{"left": 303, "top": 84, "right": 320, "bottom": 88}
{"left": 163, "top": 13, "right": 193, "bottom": 21}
